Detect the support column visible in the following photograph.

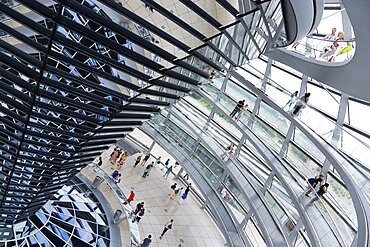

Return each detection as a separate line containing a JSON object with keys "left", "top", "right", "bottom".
{"left": 262, "top": 123, "right": 295, "bottom": 192}
{"left": 248, "top": 58, "right": 272, "bottom": 127}
{"left": 322, "top": 93, "right": 349, "bottom": 175}
{"left": 148, "top": 140, "right": 156, "bottom": 153}
{"left": 279, "top": 124, "right": 296, "bottom": 158}
{"left": 340, "top": 3, "right": 353, "bottom": 40}
{"left": 199, "top": 73, "right": 230, "bottom": 134}
{"left": 299, "top": 75, "right": 308, "bottom": 97}
{"left": 234, "top": 133, "right": 247, "bottom": 157}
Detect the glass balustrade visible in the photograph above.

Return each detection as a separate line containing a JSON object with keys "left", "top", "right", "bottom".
{"left": 148, "top": 116, "right": 250, "bottom": 220}
{"left": 234, "top": 63, "right": 370, "bottom": 176}
{"left": 195, "top": 85, "right": 356, "bottom": 246}
{"left": 168, "top": 97, "right": 311, "bottom": 244}
{"left": 86, "top": 163, "right": 140, "bottom": 247}
{"left": 286, "top": 36, "right": 355, "bottom": 63}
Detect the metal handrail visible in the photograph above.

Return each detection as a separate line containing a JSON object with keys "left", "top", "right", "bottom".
{"left": 240, "top": 63, "right": 370, "bottom": 152}
{"left": 181, "top": 91, "right": 351, "bottom": 246}
{"left": 88, "top": 163, "right": 141, "bottom": 247}
{"left": 197, "top": 85, "right": 358, "bottom": 225}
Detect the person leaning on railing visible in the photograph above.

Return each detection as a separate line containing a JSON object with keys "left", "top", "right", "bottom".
{"left": 304, "top": 174, "right": 324, "bottom": 196}
{"left": 307, "top": 183, "right": 329, "bottom": 206}
{"left": 291, "top": 93, "right": 310, "bottom": 116}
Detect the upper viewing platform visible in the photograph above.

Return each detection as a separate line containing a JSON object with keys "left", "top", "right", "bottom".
{"left": 266, "top": 0, "right": 370, "bottom": 101}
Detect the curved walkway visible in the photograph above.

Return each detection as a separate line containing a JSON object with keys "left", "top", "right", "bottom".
{"left": 230, "top": 69, "right": 370, "bottom": 247}
{"left": 99, "top": 146, "right": 226, "bottom": 247}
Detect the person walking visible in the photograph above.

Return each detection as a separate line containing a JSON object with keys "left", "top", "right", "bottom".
{"left": 134, "top": 155, "right": 142, "bottom": 168}
{"left": 304, "top": 175, "right": 324, "bottom": 196}
{"left": 235, "top": 103, "right": 248, "bottom": 121}
{"left": 141, "top": 235, "right": 152, "bottom": 247}
{"left": 307, "top": 183, "right": 329, "bottom": 206}
{"left": 163, "top": 165, "right": 173, "bottom": 179}
{"left": 132, "top": 207, "right": 145, "bottom": 223}
{"left": 185, "top": 183, "right": 191, "bottom": 196}
{"left": 221, "top": 143, "right": 235, "bottom": 160}
{"left": 165, "top": 158, "right": 170, "bottom": 167}
{"left": 159, "top": 219, "right": 174, "bottom": 240}
{"left": 155, "top": 156, "right": 162, "bottom": 167}
{"left": 97, "top": 156, "right": 103, "bottom": 166}
{"left": 170, "top": 187, "right": 183, "bottom": 200}
{"left": 112, "top": 170, "right": 121, "bottom": 183}
{"left": 132, "top": 202, "right": 144, "bottom": 216}
{"left": 109, "top": 148, "right": 121, "bottom": 165}
{"left": 283, "top": 91, "right": 298, "bottom": 111}
{"left": 141, "top": 153, "right": 150, "bottom": 166}
{"left": 161, "top": 158, "right": 170, "bottom": 171}
{"left": 183, "top": 173, "right": 189, "bottom": 180}
{"left": 116, "top": 155, "right": 126, "bottom": 171}
{"left": 230, "top": 100, "right": 245, "bottom": 118}
{"left": 112, "top": 170, "right": 119, "bottom": 179}
{"left": 142, "top": 162, "right": 154, "bottom": 178}
{"left": 178, "top": 192, "right": 187, "bottom": 204}
{"left": 169, "top": 183, "right": 177, "bottom": 196}
{"left": 124, "top": 191, "right": 135, "bottom": 205}
{"left": 292, "top": 93, "right": 310, "bottom": 116}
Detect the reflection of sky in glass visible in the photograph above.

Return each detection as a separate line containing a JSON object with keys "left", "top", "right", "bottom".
{"left": 0, "top": 178, "right": 111, "bottom": 246}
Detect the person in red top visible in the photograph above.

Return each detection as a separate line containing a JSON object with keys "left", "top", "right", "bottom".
{"left": 124, "top": 191, "right": 135, "bottom": 205}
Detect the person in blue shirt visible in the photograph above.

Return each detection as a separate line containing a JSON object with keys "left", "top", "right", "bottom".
{"left": 163, "top": 165, "right": 173, "bottom": 179}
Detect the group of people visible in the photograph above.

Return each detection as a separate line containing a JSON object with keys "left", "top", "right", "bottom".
{"left": 131, "top": 201, "right": 145, "bottom": 223}
{"left": 230, "top": 99, "right": 248, "bottom": 121}
{"left": 305, "top": 174, "right": 330, "bottom": 206}
{"left": 292, "top": 27, "right": 352, "bottom": 62}
{"left": 169, "top": 182, "right": 192, "bottom": 204}
{"left": 284, "top": 91, "right": 311, "bottom": 116}
{"left": 109, "top": 147, "right": 129, "bottom": 183}
{"left": 135, "top": 153, "right": 179, "bottom": 179}
{"left": 319, "top": 27, "right": 347, "bottom": 62}
{"left": 104, "top": 149, "right": 195, "bottom": 246}
{"left": 128, "top": 152, "right": 191, "bottom": 246}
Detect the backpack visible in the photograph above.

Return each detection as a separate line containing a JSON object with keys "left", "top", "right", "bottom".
{"left": 308, "top": 178, "right": 317, "bottom": 185}
{"left": 112, "top": 171, "right": 118, "bottom": 178}
{"left": 181, "top": 193, "right": 187, "bottom": 200}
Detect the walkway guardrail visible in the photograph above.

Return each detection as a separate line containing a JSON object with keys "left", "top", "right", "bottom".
{"left": 88, "top": 163, "right": 141, "bottom": 247}
{"left": 287, "top": 36, "right": 355, "bottom": 63}
{"left": 171, "top": 95, "right": 352, "bottom": 246}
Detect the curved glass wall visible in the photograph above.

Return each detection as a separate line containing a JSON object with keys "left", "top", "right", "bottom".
{"left": 0, "top": 176, "right": 110, "bottom": 246}
{"left": 1, "top": 0, "right": 368, "bottom": 246}
{"left": 137, "top": 51, "right": 370, "bottom": 246}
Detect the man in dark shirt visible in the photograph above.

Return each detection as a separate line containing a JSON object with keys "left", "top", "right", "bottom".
{"left": 141, "top": 234, "right": 152, "bottom": 247}
{"left": 230, "top": 100, "right": 245, "bottom": 118}
{"left": 185, "top": 183, "right": 191, "bottom": 195}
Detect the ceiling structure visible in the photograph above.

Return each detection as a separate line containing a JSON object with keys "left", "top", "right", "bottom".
{"left": 0, "top": 0, "right": 281, "bottom": 225}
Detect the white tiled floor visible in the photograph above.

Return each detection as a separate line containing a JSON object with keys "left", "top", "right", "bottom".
{"left": 99, "top": 146, "right": 226, "bottom": 247}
